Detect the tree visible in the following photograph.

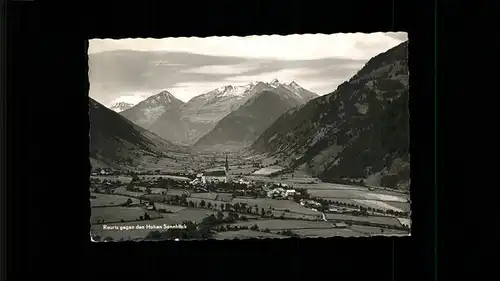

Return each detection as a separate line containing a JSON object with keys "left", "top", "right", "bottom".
{"left": 263, "top": 228, "right": 271, "bottom": 233}
{"left": 207, "top": 202, "right": 212, "bottom": 209}
{"left": 124, "top": 198, "right": 133, "bottom": 206}
{"left": 260, "top": 208, "right": 266, "bottom": 217}
{"left": 216, "top": 211, "right": 224, "bottom": 222}
{"left": 188, "top": 201, "right": 195, "bottom": 208}
{"left": 250, "top": 224, "right": 260, "bottom": 231}
{"left": 131, "top": 174, "right": 140, "bottom": 182}
{"left": 200, "top": 200, "right": 206, "bottom": 208}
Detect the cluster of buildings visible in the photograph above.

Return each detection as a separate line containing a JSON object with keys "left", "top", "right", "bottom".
{"left": 190, "top": 155, "right": 230, "bottom": 185}
{"left": 266, "top": 187, "right": 296, "bottom": 199}
{"left": 91, "top": 168, "right": 114, "bottom": 176}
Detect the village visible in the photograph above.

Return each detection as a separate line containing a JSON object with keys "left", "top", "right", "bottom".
{"left": 90, "top": 154, "right": 411, "bottom": 241}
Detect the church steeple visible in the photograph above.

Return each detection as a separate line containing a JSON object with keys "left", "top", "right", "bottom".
{"left": 225, "top": 154, "right": 229, "bottom": 172}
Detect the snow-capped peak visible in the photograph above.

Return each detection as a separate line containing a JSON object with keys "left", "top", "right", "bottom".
{"left": 270, "top": 78, "right": 281, "bottom": 86}
{"left": 144, "top": 91, "right": 177, "bottom": 105}
{"left": 110, "top": 102, "right": 134, "bottom": 112}
{"left": 208, "top": 84, "right": 255, "bottom": 99}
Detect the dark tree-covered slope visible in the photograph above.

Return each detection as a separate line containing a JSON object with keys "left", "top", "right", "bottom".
{"left": 89, "top": 97, "right": 183, "bottom": 167}
{"left": 251, "top": 41, "right": 409, "bottom": 189}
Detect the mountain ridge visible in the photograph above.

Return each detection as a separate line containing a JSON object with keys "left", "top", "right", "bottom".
{"left": 251, "top": 41, "right": 410, "bottom": 189}
{"left": 120, "top": 90, "right": 185, "bottom": 129}
{"left": 149, "top": 79, "right": 318, "bottom": 146}
{"left": 89, "top": 97, "right": 184, "bottom": 169}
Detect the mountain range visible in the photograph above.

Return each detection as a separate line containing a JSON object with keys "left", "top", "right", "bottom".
{"left": 193, "top": 79, "right": 317, "bottom": 150}
{"left": 89, "top": 97, "right": 183, "bottom": 169}
{"left": 251, "top": 41, "right": 410, "bottom": 189}
{"left": 118, "top": 79, "right": 317, "bottom": 147}
{"left": 120, "top": 91, "right": 185, "bottom": 129}
{"left": 90, "top": 41, "right": 410, "bottom": 189}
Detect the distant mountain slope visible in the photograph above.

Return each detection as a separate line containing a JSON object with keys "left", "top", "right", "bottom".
{"left": 120, "top": 91, "right": 184, "bottom": 129}
{"left": 194, "top": 82, "right": 312, "bottom": 149}
{"left": 110, "top": 102, "right": 134, "bottom": 112}
{"left": 89, "top": 97, "right": 183, "bottom": 168}
{"left": 251, "top": 41, "right": 409, "bottom": 189}
{"left": 149, "top": 80, "right": 317, "bottom": 146}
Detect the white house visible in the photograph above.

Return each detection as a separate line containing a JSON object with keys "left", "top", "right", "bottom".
{"left": 201, "top": 169, "right": 227, "bottom": 184}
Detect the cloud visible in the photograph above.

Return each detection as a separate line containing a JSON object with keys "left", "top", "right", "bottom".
{"left": 88, "top": 33, "right": 408, "bottom": 105}
{"left": 180, "top": 63, "right": 259, "bottom": 75}
{"left": 89, "top": 32, "right": 407, "bottom": 61}
{"left": 110, "top": 92, "right": 155, "bottom": 106}
{"left": 167, "top": 81, "right": 233, "bottom": 102}
{"left": 223, "top": 68, "right": 321, "bottom": 84}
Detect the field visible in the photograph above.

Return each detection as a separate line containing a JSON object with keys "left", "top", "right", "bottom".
{"left": 293, "top": 228, "right": 365, "bottom": 238}
{"left": 228, "top": 165, "right": 257, "bottom": 175}
{"left": 113, "top": 186, "right": 144, "bottom": 197}
{"left": 306, "top": 189, "right": 408, "bottom": 202}
{"left": 325, "top": 213, "right": 403, "bottom": 227}
{"left": 153, "top": 203, "right": 187, "bottom": 213}
{"left": 90, "top": 193, "right": 139, "bottom": 207}
{"left": 231, "top": 198, "right": 320, "bottom": 216}
{"left": 351, "top": 199, "right": 405, "bottom": 212}
{"left": 187, "top": 197, "right": 229, "bottom": 207}
{"left": 166, "top": 208, "right": 217, "bottom": 223}
{"left": 190, "top": 192, "right": 218, "bottom": 200}
{"left": 225, "top": 219, "right": 333, "bottom": 230}
{"left": 138, "top": 175, "right": 191, "bottom": 181}
{"left": 213, "top": 230, "right": 286, "bottom": 240}
{"left": 325, "top": 198, "right": 409, "bottom": 213}
{"left": 349, "top": 225, "right": 409, "bottom": 236}
{"left": 396, "top": 218, "right": 411, "bottom": 227}
{"left": 252, "top": 166, "right": 284, "bottom": 176}
{"left": 91, "top": 206, "right": 162, "bottom": 224}
{"left": 91, "top": 175, "right": 132, "bottom": 183}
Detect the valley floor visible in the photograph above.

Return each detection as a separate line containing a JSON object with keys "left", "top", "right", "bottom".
{"left": 90, "top": 153, "right": 411, "bottom": 241}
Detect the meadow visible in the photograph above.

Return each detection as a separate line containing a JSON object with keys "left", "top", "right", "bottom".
{"left": 225, "top": 219, "right": 333, "bottom": 230}
{"left": 90, "top": 193, "right": 139, "bottom": 207}
{"left": 90, "top": 206, "right": 162, "bottom": 224}
{"left": 325, "top": 213, "right": 403, "bottom": 227}
{"left": 232, "top": 198, "right": 320, "bottom": 215}
{"left": 213, "top": 230, "right": 286, "bottom": 240}
{"left": 349, "top": 225, "right": 409, "bottom": 236}
{"left": 293, "top": 228, "right": 364, "bottom": 238}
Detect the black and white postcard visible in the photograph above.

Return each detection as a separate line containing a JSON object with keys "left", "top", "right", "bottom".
{"left": 88, "top": 32, "right": 410, "bottom": 242}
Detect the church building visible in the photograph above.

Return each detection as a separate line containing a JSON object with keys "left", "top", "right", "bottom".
{"left": 201, "top": 155, "right": 230, "bottom": 184}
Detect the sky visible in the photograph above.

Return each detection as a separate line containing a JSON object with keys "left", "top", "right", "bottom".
{"left": 88, "top": 32, "right": 408, "bottom": 107}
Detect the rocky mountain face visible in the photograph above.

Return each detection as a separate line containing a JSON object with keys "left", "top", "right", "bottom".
{"left": 251, "top": 41, "right": 410, "bottom": 189}
{"left": 149, "top": 80, "right": 317, "bottom": 146}
{"left": 194, "top": 80, "right": 314, "bottom": 150}
{"left": 110, "top": 102, "right": 134, "bottom": 112}
{"left": 120, "top": 91, "right": 185, "bottom": 129}
{"left": 89, "top": 97, "right": 183, "bottom": 168}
